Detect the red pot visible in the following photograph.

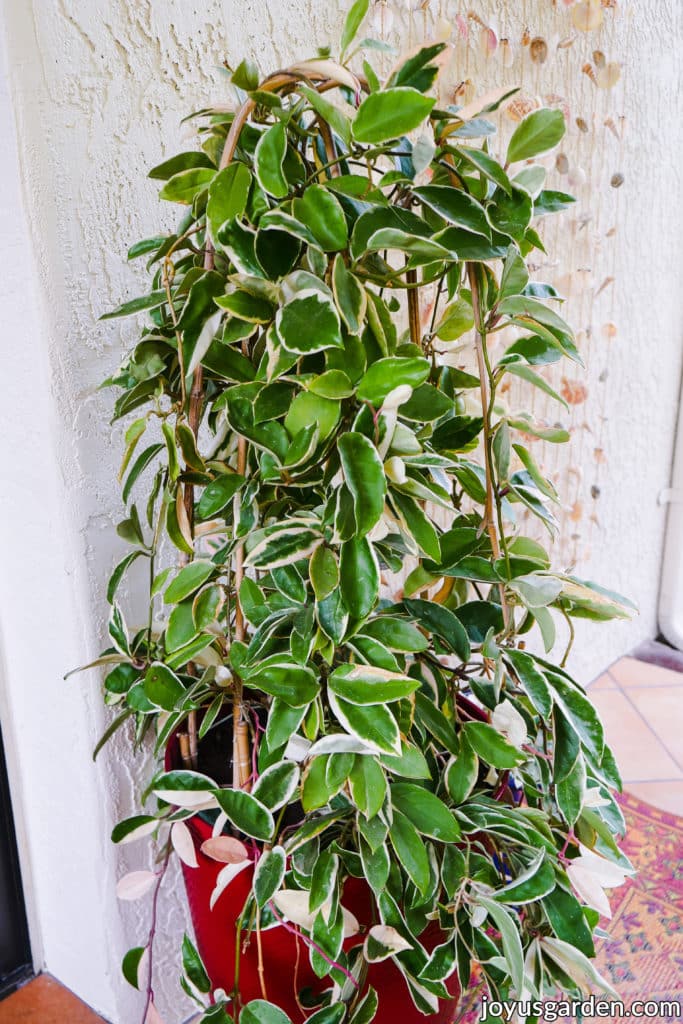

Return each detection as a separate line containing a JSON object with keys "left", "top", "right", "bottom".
{"left": 165, "top": 738, "right": 461, "bottom": 1022}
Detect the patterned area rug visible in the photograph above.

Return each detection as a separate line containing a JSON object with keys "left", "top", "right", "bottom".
{"left": 458, "top": 790, "right": 683, "bottom": 1022}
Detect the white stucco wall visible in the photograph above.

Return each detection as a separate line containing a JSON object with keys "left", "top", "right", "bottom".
{"left": 0, "top": 2, "right": 680, "bottom": 1023}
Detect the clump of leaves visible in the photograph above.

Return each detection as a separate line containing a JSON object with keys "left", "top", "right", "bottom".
{"left": 82, "top": 1, "right": 635, "bottom": 1021}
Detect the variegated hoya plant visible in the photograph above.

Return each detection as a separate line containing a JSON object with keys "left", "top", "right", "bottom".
{"left": 82, "top": 1, "right": 636, "bottom": 1021}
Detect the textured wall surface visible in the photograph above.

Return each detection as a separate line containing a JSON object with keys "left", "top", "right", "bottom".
{"left": 0, "top": 1, "right": 681, "bottom": 1022}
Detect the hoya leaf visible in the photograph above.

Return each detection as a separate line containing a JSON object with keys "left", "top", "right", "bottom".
{"left": 353, "top": 88, "right": 435, "bottom": 145}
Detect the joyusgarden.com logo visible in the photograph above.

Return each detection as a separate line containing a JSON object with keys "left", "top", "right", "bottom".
{"left": 480, "top": 995, "right": 682, "bottom": 1022}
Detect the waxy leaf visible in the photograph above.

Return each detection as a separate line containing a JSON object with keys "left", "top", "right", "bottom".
{"left": 507, "top": 108, "right": 566, "bottom": 164}
{"left": 254, "top": 122, "right": 288, "bottom": 198}
{"left": 356, "top": 357, "right": 430, "bottom": 405}
{"left": 165, "top": 561, "right": 215, "bottom": 604}
{"left": 143, "top": 663, "right": 185, "bottom": 711}
{"left": 293, "top": 185, "right": 347, "bottom": 251}
{"left": 254, "top": 846, "right": 286, "bottom": 907}
{"left": 276, "top": 291, "right": 343, "bottom": 354}
{"left": 213, "top": 788, "right": 274, "bottom": 841}
{"left": 338, "top": 433, "right": 386, "bottom": 536}
{"left": 207, "top": 163, "right": 252, "bottom": 242}
{"left": 414, "top": 185, "right": 491, "bottom": 238}
{"left": 339, "top": 537, "right": 379, "bottom": 618}
{"left": 353, "top": 87, "right": 435, "bottom": 144}
{"left": 329, "top": 664, "right": 418, "bottom": 705}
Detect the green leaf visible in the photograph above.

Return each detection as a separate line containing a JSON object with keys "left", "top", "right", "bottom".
{"left": 285, "top": 391, "right": 340, "bottom": 440}
{"left": 254, "top": 122, "right": 288, "bottom": 198}
{"left": 254, "top": 846, "right": 286, "bottom": 907}
{"left": 245, "top": 521, "right": 322, "bottom": 570}
{"left": 182, "top": 933, "right": 211, "bottom": 993}
{"left": 353, "top": 88, "right": 435, "bottom": 145}
{"left": 159, "top": 168, "right": 215, "bottom": 203}
{"left": 241, "top": 1001, "right": 292, "bottom": 1024}
{"left": 504, "top": 649, "right": 552, "bottom": 718}
{"left": 507, "top": 108, "right": 566, "bottom": 164}
{"left": 293, "top": 185, "right": 347, "bottom": 251}
{"left": 389, "top": 809, "right": 430, "bottom": 894}
{"left": 436, "top": 297, "right": 474, "bottom": 341}
{"left": 356, "top": 357, "right": 430, "bottom": 405}
{"left": 122, "top": 946, "right": 147, "bottom": 989}
{"left": 215, "top": 289, "right": 274, "bottom": 323}
{"left": 252, "top": 762, "right": 300, "bottom": 810}
{"left": 143, "top": 662, "right": 185, "bottom": 711}
{"left": 543, "top": 887, "right": 594, "bottom": 958}
{"left": 276, "top": 291, "right": 343, "bottom": 354}
{"left": 488, "top": 187, "right": 532, "bottom": 242}
{"left": 445, "top": 742, "right": 478, "bottom": 803}
{"left": 308, "top": 369, "right": 354, "bottom": 400}
{"left": 391, "top": 490, "right": 441, "bottom": 561}
{"left": 207, "top": 163, "right": 252, "bottom": 242}
{"left": 329, "top": 664, "right": 418, "bottom": 704}
{"left": 360, "top": 617, "right": 428, "bottom": 652}
{"left": 341, "top": 0, "right": 370, "bottom": 57}
{"left": 556, "top": 754, "right": 586, "bottom": 825}
{"left": 247, "top": 663, "right": 319, "bottom": 707}
{"left": 338, "top": 432, "right": 386, "bottom": 536}
{"left": 148, "top": 151, "right": 214, "bottom": 180}
{"left": 462, "top": 721, "right": 524, "bottom": 769}
{"left": 197, "top": 473, "right": 244, "bottom": 519}
{"left": 165, "top": 561, "right": 215, "bottom": 604}
{"left": 349, "top": 757, "right": 386, "bottom": 818}
{"left": 391, "top": 783, "right": 460, "bottom": 841}
{"left": 120, "top": 442, "right": 162, "bottom": 501}
{"left": 328, "top": 692, "right": 401, "bottom": 755}
{"left": 476, "top": 895, "right": 525, "bottom": 996}
{"left": 388, "top": 42, "right": 446, "bottom": 93}
{"left": 414, "top": 185, "right": 491, "bottom": 238}
{"left": 107, "top": 551, "right": 144, "bottom": 604}
{"left": 455, "top": 146, "right": 512, "bottom": 195}
{"left": 299, "top": 85, "right": 352, "bottom": 148}
{"left": 340, "top": 537, "right": 379, "bottom": 618}
{"left": 101, "top": 291, "right": 167, "bottom": 321}
{"left": 310, "top": 546, "right": 339, "bottom": 602}
{"left": 332, "top": 255, "right": 366, "bottom": 334}
{"left": 494, "top": 852, "right": 555, "bottom": 905}
{"left": 213, "top": 789, "right": 274, "bottom": 841}
{"left": 403, "top": 599, "right": 470, "bottom": 662}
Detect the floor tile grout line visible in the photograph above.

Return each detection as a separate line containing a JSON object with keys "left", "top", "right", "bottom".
{"left": 613, "top": 682, "right": 683, "bottom": 775}
{"left": 605, "top": 671, "right": 683, "bottom": 692}
{"left": 622, "top": 777, "right": 683, "bottom": 785}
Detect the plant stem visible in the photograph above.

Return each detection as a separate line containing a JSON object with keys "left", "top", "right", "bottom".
{"left": 467, "top": 262, "right": 511, "bottom": 632}
{"left": 140, "top": 843, "right": 171, "bottom": 1024}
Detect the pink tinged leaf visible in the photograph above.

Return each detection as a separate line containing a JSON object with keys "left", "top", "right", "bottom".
{"left": 171, "top": 820, "right": 198, "bottom": 869}
{"left": 210, "top": 860, "right": 251, "bottom": 911}
{"left": 201, "top": 835, "right": 250, "bottom": 863}
{"left": 116, "top": 870, "right": 157, "bottom": 901}
{"left": 145, "top": 1001, "right": 166, "bottom": 1024}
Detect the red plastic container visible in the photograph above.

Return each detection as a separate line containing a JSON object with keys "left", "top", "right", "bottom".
{"left": 166, "top": 738, "right": 461, "bottom": 1022}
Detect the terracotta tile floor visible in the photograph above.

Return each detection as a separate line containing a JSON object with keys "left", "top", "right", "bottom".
{"left": 0, "top": 974, "right": 107, "bottom": 1022}
{"left": 1, "top": 642, "right": 682, "bottom": 1022}
{"left": 588, "top": 640, "right": 683, "bottom": 816}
